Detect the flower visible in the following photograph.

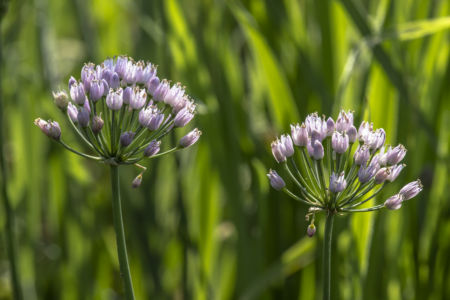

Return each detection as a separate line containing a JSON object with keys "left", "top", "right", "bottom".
{"left": 307, "top": 224, "right": 316, "bottom": 237}
{"left": 179, "top": 128, "right": 201, "bottom": 148}
{"left": 34, "top": 118, "right": 61, "bottom": 140}
{"left": 267, "top": 109, "right": 421, "bottom": 232}
{"left": 399, "top": 180, "right": 423, "bottom": 200}
{"left": 267, "top": 169, "right": 285, "bottom": 190}
{"left": 36, "top": 56, "right": 201, "bottom": 179}
{"left": 329, "top": 172, "right": 346, "bottom": 193}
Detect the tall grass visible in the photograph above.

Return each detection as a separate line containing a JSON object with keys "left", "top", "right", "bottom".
{"left": 0, "top": 0, "right": 449, "bottom": 299}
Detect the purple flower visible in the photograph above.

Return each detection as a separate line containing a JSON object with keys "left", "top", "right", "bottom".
{"left": 307, "top": 139, "right": 324, "bottom": 160}
{"left": 357, "top": 121, "right": 373, "bottom": 143}
{"left": 164, "top": 83, "right": 185, "bottom": 107}
{"left": 374, "top": 167, "right": 390, "bottom": 184}
{"left": 146, "top": 76, "right": 160, "bottom": 96}
{"left": 271, "top": 139, "right": 286, "bottom": 163}
{"left": 358, "top": 162, "right": 379, "bottom": 183}
{"left": 34, "top": 118, "right": 61, "bottom": 140}
{"left": 307, "top": 224, "right": 316, "bottom": 237}
{"left": 326, "top": 117, "right": 335, "bottom": 136}
{"left": 144, "top": 140, "right": 161, "bottom": 157}
{"left": 77, "top": 103, "right": 90, "bottom": 127}
{"left": 68, "top": 76, "right": 77, "bottom": 90}
{"left": 347, "top": 125, "right": 357, "bottom": 143}
{"left": 387, "top": 164, "right": 405, "bottom": 182}
{"left": 114, "top": 56, "right": 128, "bottom": 77}
{"left": 179, "top": 128, "right": 201, "bottom": 148}
{"left": 267, "top": 169, "right": 285, "bottom": 190}
{"left": 366, "top": 128, "right": 386, "bottom": 150}
{"left": 139, "top": 105, "right": 165, "bottom": 130}
{"left": 123, "top": 86, "right": 133, "bottom": 105}
{"left": 335, "top": 110, "right": 353, "bottom": 132}
{"left": 69, "top": 81, "right": 86, "bottom": 105}
{"left": 305, "top": 113, "right": 326, "bottom": 141}
{"left": 67, "top": 102, "right": 78, "bottom": 123}
{"left": 174, "top": 107, "right": 194, "bottom": 127}
{"left": 399, "top": 180, "right": 423, "bottom": 200}
{"left": 384, "top": 194, "right": 403, "bottom": 210}
{"left": 130, "top": 88, "right": 147, "bottom": 110}
{"left": 89, "top": 80, "right": 105, "bottom": 102}
{"left": 152, "top": 79, "right": 170, "bottom": 102}
{"left": 354, "top": 145, "right": 370, "bottom": 165}
{"left": 280, "top": 135, "right": 294, "bottom": 157}
{"left": 329, "top": 172, "right": 347, "bottom": 193}
{"left": 291, "top": 123, "right": 308, "bottom": 147}
{"left": 109, "top": 72, "right": 120, "bottom": 89}
{"left": 92, "top": 115, "right": 104, "bottom": 134}
{"left": 106, "top": 88, "right": 123, "bottom": 110}
{"left": 132, "top": 174, "right": 142, "bottom": 188}
{"left": 120, "top": 131, "right": 135, "bottom": 147}
{"left": 332, "top": 131, "right": 349, "bottom": 154}
{"left": 385, "top": 144, "right": 407, "bottom": 165}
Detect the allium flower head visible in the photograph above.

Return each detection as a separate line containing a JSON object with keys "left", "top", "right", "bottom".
{"left": 36, "top": 56, "right": 201, "bottom": 185}
{"left": 266, "top": 109, "right": 422, "bottom": 236}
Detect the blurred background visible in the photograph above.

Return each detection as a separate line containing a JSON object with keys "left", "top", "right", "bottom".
{"left": 0, "top": 0, "right": 449, "bottom": 299}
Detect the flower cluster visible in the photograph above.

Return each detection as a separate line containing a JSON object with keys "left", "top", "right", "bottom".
{"left": 35, "top": 56, "right": 201, "bottom": 185}
{"left": 267, "top": 110, "right": 422, "bottom": 236}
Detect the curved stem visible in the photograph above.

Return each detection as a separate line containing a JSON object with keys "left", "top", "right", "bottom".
{"left": 323, "top": 212, "right": 334, "bottom": 300}
{"left": 110, "top": 165, "right": 135, "bottom": 300}
{"left": 57, "top": 140, "right": 103, "bottom": 161}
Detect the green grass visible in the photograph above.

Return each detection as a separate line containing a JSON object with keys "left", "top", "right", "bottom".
{"left": 0, "top": 0, "right": 449, "bottom": 299}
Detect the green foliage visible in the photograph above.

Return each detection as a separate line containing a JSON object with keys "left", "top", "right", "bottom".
{"left": 0, "top": 0, "right": 449, "bottom": 299}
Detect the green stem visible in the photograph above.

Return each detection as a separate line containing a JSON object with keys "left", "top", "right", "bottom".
{"left": 57, "top": 140, "right": 103, "bottom": 161}
{"left": 110, "top": 165, "right": 135, "bottom": 300}
{"left": 323, "top": 212, "right": 334, "bottom": 300}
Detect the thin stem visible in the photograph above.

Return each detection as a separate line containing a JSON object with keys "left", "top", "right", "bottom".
{"left": 323, "top": 212, "right": 334, "bottom": 300}
{"left": 346, "top": 183, "right": 386, "bottom": 209}
{"left": 57, "top": 140, "right": 103, "bottom": 161}
{"left": 110, "top": 165, "right": 136, "bottom": 300}
{"left": 282, "top": 188, "right": 321, "bottom": 207}
{"left": 340, "top": 204, "right": 384, "bottom": 213}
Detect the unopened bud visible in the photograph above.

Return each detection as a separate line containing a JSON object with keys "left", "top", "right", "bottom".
{"left": 92, "top": 115, "right": 104, "bottom": 134}
{"left": 34, "top": 118, "right": 61, "bottom": 140}
{"left": 52, "top": 90, "right": 69, "bottom": 110}
{"left": 307, "top": 224, "right": 316, "bottom": 237}
{"left": 132, "top": 174, "right": 142, "bottom": 188}
{"left": 179, "top": 128, "right": 201, "bottom": 148}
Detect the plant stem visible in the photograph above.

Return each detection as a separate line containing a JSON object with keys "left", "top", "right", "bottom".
{"left": 323, "top": 212, "right": 334, "bottom": 300}
{"left": 110, "top": 165, "right": 135, "bottom": 300}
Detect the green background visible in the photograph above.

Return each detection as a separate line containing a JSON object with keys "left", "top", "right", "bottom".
{"left": 0, "top": 0, "right": 449, "bottom": 299}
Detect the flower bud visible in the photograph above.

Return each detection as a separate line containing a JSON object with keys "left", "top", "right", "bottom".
{"left": 106, "top": 88, "right": 123, "bottom": 110}
{"left": 114, "top": 56, "right": 128, "bottom": 77}
{"left": 179, "top": 128, "right": 201, "bottom": 148}
{"left": 271, "top": 139, "right": 286, "bottom": 163}
{"left": 357, "top": 121, "right": 373, "bottom": 143}
{"left": 384, "top": 194, "right": 403, "bottom": 210}
{"left": 132, "top": 174, "right": 142, "bottom": 188}
{"left": 123, "top": 86, "right": 133, "bottom": 105}
{"left": 109, "top": 72, "right": 120, "bottom": 89}
{"left": 280, "top": 135, "right": 294, "bottom": 157}
{"left": 174, "top": 107, "right": 194, "bottom": 127}
{"left": 69, "top": 81, "right": 86, "bottom": 105}
{"left": 92, "top": 115, "right": 104, "bottom": 134}
{"left": 332, "top": 131, "right": 349, "bottom": 154}
{"left": 67, "top": 103, "right": 78, "bottom": 123}
{"left": 164, "top": 83, "right": 185, "bottom": 107}
{"left": 34, "top": 118, "right": 61, "bottom": 140}
{"left": 399, "top": 180, "right": 423, "bottom": 200}
{"left": 366, "top": 128, "right": 386, "bottom": 150}
{"left": 385, "top": 144, "right": 407, "bottom": 165}
{"left": 329, "top": 172, "right": 347, "bottom": 193}
{"left": 147, "top": 76, "right": 160, "bottom": 96}
{"left": 89, "top": 80, "right": 105, "bottom": 102}
{"left": 139, "top": 105, "right": 164, "bottom": 130}
{"left": 130, "top": 87, "right": 147, "bottom": 110}
{"left": 305, "top": 113, "right": 326, "bottom": 141}
{"left": 68, "top": 76, "right": 77, "bottom": 89}
{"left": 120, "top": 131, "right": 135, "bottom": 147}
{"left": 347, "top": 125, "right": 357, "bottom": 143}
{"left": 77, "top": 105, "right": 90, "bottom": 127}
{"left": 152, "top": 79, "right": 170, "bottom": 102}
{"left": 307, "top": 139, "right": 324, "bottom": 160}
{"left": 291, "top": 123, "right": 308, "bottom": 146}
{"left": 326, "top": 117, "right": 335, "bottom": 136}
{"left": 307, "top": 224, "right": 316, "bottom": 237}
{"left": 374, "top": 167, "right": 390, "bottom": 184}
{"left": 354, "top": 145, "right": 370, "bottom": 165}
{"left": 358, "top": 162, "right": 379, "bottom": 183}
{"left": 52, "top": 90, "right": 69, "bottom": 110}
{"left": 387, "top": 164, "right": 405, "bottom": 182}
{"left": 336, "top": 110, "right": 353, "bottom": 132}
{"left": 267, "top": 169, "right": 285, "bottom": 190}
{"left": 144, "top": 140, "right": 161, "bottom": 157}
